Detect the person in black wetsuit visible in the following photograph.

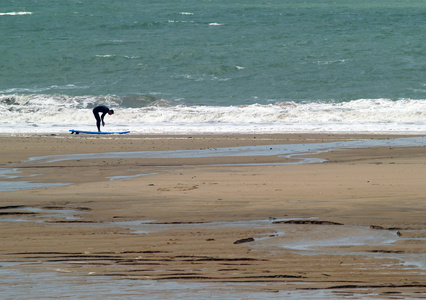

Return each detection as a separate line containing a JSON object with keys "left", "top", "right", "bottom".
{"left": 93, "top": 105, "right": 114, "bottom": 132}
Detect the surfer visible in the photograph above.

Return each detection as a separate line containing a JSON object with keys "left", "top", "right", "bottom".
{"left": 93, "top": 105, "right": 114, "bottom": 132}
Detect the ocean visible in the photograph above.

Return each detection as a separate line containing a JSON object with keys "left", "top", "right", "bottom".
{"left": 1, "top": 0, "right": 425, "bottom": 134}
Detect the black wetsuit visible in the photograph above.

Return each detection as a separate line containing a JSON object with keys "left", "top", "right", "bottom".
{"left": 93, "top": 105, "right": 110, "bottom": 131}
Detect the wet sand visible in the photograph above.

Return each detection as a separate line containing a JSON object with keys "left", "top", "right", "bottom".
{"left": 0, "top": 133, "right": 425, "bottom": 299}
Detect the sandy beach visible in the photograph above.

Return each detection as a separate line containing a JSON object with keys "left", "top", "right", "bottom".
{"left": 1, "top": 133, "right": 425, "bottom": 299}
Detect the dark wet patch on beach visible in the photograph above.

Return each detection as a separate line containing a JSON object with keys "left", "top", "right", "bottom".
{"left": 0, "top": 205, "right": 27, "bottom": 210}
{"left": 369, "top": 250, "right": 405, "bottom": 254}
{"left": 0, "top": 205, "right": 89, "bottom": 222}
{"left": 1, "top": 260, "right": 423, "bottom": 299}
{"left": 273, "top": 220, "right": 343, "bottom": 226}
{"left": 370, "top": 224, "right": 416, "bottom": 231}
{"left": 0, "top": 211, "right": 37, "bottom": 216}
{"left": 1, "top": 208, "right": 425, "bottom": 297}
{"left": 148, "top": 221, "right": 208, "bottom": 225}
{"left": 234, "top": 237, "right": 255, "bottom": 244}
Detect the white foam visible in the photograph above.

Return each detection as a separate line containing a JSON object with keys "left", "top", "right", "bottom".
{"left": 0, "top": 12, "right": 33, "bottom": 16}
{"left": 1, "top": 95, "right": 425, "bottom": 134}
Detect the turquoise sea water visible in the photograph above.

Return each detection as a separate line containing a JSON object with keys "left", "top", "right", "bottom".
{"left": 0, "top": 0, "right": 425, "bottom": 133}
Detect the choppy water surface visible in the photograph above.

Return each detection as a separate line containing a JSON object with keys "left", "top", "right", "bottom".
{"left": 1, "top": 0, "right": 425, "bottom": 134}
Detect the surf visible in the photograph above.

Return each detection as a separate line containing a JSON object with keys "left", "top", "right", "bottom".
{"left": 1, "top": 94, "right": 425, "bottom": 134}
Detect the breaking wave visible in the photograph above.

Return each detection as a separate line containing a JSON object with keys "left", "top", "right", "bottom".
{"left": 1, "top": 94, "right": 425, "bottom": 134}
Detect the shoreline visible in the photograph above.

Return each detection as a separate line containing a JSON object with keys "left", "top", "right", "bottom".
{"left": 1, "top": 133, "right": 425, "bottom": 298}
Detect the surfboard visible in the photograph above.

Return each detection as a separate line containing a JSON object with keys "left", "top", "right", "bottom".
{"left": 70, "top": 129, "right": 130, "bottom": 135}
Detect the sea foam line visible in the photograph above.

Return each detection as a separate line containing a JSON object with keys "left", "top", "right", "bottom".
{"left": 0, "top": 12, "right": 33, "bottom": 16}
{"left": 1, "top": 95, "right": 425, "bottom": 134}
